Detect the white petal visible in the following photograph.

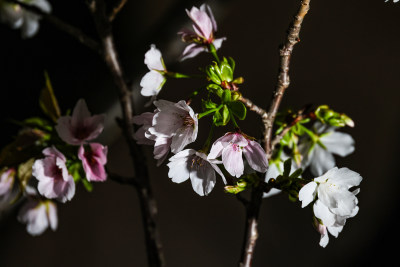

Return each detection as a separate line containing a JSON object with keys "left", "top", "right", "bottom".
{"left": 189, "top": 161, "right": 216, "bottom": 196}
{"left": 313, "top": 200, "right": 336, "bottom": 227}
{"left": 321, "top": 132, "right": 355, "bottom": 157}
{"left": 140, "top": 71, "right": 165, "bottom": 97}
{"left": 144, "top": 44, "right": 165, "bottom": 71}
{"left": 310, "top": 145, "right": 336, "bottom": 176}
{"left": 167, "top": 157, "right": 190, "bottom": 183}
{"left": 222, "top": 146, "right": 244, "bottom": 178}
{"left": 298, "top": 182, "right": 318, "bottom": 208}
{"left": 327, "top": 225, "right": 343, "bottom": 238}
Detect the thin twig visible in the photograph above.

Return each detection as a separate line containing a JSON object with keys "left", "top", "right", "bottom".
{"left": 8, "top": 0, "right": 101, "bottom": 53}
{"left": 264, "top": 0, "right": 311, "bottom": 159}
{"left": 107, "top": 171, "right": 140, "bottom": 187}
{"left": 109, "top": 0, "right": 128, "bottom": 22}
{"left": 239, "top": 96, "right": 268, "bottom": 119}
{"left": 239, "top": 1, "right": 311, "bottom": 267}
{"left": 86, "top": 1, "right": 165, "bottom": 266}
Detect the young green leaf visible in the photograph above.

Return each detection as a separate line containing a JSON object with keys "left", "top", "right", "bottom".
{"left": 39, "top": 72, "right": 61, "bottom": 123}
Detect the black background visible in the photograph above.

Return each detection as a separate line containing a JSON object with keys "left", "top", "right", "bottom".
{"left": 0, "top": 0, "right": 399, "bottom": 266}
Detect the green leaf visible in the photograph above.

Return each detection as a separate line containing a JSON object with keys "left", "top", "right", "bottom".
{"left": 40, "top": 72, "right": 61, "bottom": 123}
{"left": 213, "top": 110, "right": 223, "bottom": 126}
{"left": 220, "top": 59, "right": 233, "bottom": 82}
{"left": 229, "top": 101, "right": 247, "bottom": 120}
{"left": 202, "top": 99, "right": 217, "bottom": 111}
{"left": 205, "top": 64, "right": 222, "bottom": 84}
{"left": 227, "top": 57, "right": 236, "bottom": 72}
{"left": 207, "top": 84, "right": 224, "bottom": 97}
{"left": 81, "top": 178, "right": 93, "bottom": 192}
{"left": 283, "top": 159, "right": 292, "bottom": 177}
{"left": 23, "top": 117, "right": 52, "bottom": 132}
{"left": 68, "top": 162, "right": 82, "bottom": 183}
{"left": 289, "top": 168, "right": 303, "bottom": 179}
{"left": 222, "top": 89, "right": 232, "bottom": 103}
{"left": 222, "top": 105, "right": 230, "bottom": 126}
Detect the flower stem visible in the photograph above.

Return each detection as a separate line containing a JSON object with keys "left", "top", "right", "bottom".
{"left": 208, "top": 43, "right": 220, "bottom": 64}
{"left": 198, "top": 105, "right": 222, "bottom": 119}
{"left": 202, "top": 124, "right": 215, "bottom": 153}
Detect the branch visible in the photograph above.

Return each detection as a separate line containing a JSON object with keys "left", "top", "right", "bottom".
{"left": 8, "top": 0, "right": 101, "bottom": 54}
{"left": 239, "top": 96, "right": 268, "bottom": 119}
{"left": 107, "top": 171, "right": 140, "bottom": 187}
{"left": 86, "top": 1, "right": 165, "bottom": 266}
{"left": 264, "top": 0, "right": 311, "bottom": 159}
{"left": 109, "top": 0, "right": 128, "bottom": 22}
{"left": 239, "top": 1, "right": 311, "bottom": 267}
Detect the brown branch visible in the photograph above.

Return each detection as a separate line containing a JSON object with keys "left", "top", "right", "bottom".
{"left": 109, "top": 0, "right": 128, "bottom": 22}
{"left": 239, "top": 96, "right": 268, "bottom": 119}
{"left": 239, "top": 1, "right": 311, "bottom": 267}
{"left": 87, "top": 1, "right": 165, "bottom": 266}
{"left": 8, "top": 0, "right": 101, "bottom": 53}
{"left": 264, "top": 0, "right": 311, "bottom": 159}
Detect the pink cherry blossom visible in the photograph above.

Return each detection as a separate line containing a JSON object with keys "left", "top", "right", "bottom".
{"left": 55, "top": 99, "right": 105, "bottom": 145}
{"left": 208, "top": 133, "right": 268, "bottom": 178}
{"left": 148, "top": 100, "right": 198, "bottom": 154}
{"left": 178, "top": 4, "right": 226, "bottom": 60}
{"left": 78, "top": 143, "right": 108, "bottom": 182}
{"left": 32, "top": 146, "right": 75, "bottom": 203}
{"left": 18, "top": 199, "right": 57, "bottom": 236}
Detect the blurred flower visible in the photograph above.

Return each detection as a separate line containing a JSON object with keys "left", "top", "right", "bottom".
{"left": 178, "top": 3, "right": 226, "bottom": 60}
{"left": 148, "top": 100, "right": 198, "bottom": 154}
{"left": 0, "top": 168, "right": 16, "bottom": 198}
{"left": 299, "top": 167, "right": 362, "bottom": 247}
{"left": 56, "top": 99, "right": 105, "bottom": 146}
{"left": 167, "top": 149, "right": 225, "bottom": 196}
{"left": 299, "top": 122, "right": 354, "bottom": 176}
{"left": 18, "top": 199, "right": 57, "bottom": 236}
{"left": 78, "top": 143, "right": 108, "bottom": 182}
{"left": 140, "top": 44, "right": 167, "bottom": 97}
{"left": 208, "top": 132, "right": 268, "bottom": 178}
{"left": 0, "top": 0, "right": 51, "bottom": 38}
{"left": 32, "top": 146, "right": 75, "bottom": 203}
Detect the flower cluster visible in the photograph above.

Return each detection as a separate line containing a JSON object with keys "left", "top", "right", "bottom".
{"left": 0, "top": 92, "right": 107, "bottom": 236}
{"left": 0, "top": 0, "right": 51, "bottom": 38}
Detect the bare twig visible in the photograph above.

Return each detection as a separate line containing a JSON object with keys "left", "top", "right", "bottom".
{"left": 86, "top": 0, "right": 165, "bottom": 266}
{"left": 8, "top": 0, "right": 101, "bottom": 53}
{"left": 239, "top": 1, "right": 311, "bottom": 267}
{"left": 239, "top": 96, "right": 268, "bottom": 119}
{"left": 264, "top": 0, "right": 311, "bottom": 159}
{"left": 107, "top": 171, "right": 140, "bottom": 187}
{"left": 109, "top": 0, "right": 128, "bottom": 22}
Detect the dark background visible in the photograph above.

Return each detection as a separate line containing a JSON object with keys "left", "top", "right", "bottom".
{"left": 0, "top": 0, "right": 399, "bottom": 266}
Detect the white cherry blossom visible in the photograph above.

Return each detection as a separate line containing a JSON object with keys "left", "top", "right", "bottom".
{"left": 140, "top": 44, "right": 167, "bottom": 97}
{"left": 18, "top": 199, "right": 57, "bottom": 236}
{"left": 300, "top": 122, "right": 354, "bottom": 176}
{"left": 167, "top": 149, "right": 225, "bottom": 196}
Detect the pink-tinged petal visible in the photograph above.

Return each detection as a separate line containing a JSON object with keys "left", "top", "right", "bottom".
{"left": 212, "top": 37, "right": 226, "bottom": 50}
{"left": 78, "top": 144, "right": 108, "bottom": 182}
{"left": 228, "top": 133, "right": 248, "bottom": 147}
{"left": 243, "top": 140, "right": 268, "bottom": 173}
{"left": 0, "top": 169, "right": 15, "bottom": 196}
{"left": 187, "top": 5, "right": 213, "bottom": 39}
{"left": 154, "top": 137, "right": 172, "bottom": 166}
{"left": 208, "top": 141, "right": 224, "bottom": 160}
{"left": 204, "top": 4, "right": 217, "bottom": 32}
{"left": 180, "top": 43, "right": 206, "bottom": 61}
{"left": 132, "top": 112, "right": 155, "bottom": 125}
{"left": 18, "top": 200, "right": 49, "bottom": 236}
{"left": 319, "top": 225, "right": 329, "bottom": 248}
{"left": 299, "top": 181, "right": 318, "bottom": 208}
{"left": 171, "top": 126, "right": 196, "bottom": 154}
{"left": 55, "top": 117, "right": 76, "bottom": 145}
{"left": 42, "top": 146, "right": 66, "bottom": 162}
{"left": 47, "top": 201, "right": 58, "bottom": 231}
{"left": 222, "top": 145, "right": 244, "bottom": 178}
{"left": 71, "top": 99, "right": 91, "bottom": 128}
{"left": 140, "top": 71, "right": 166, "bottom": 97}
{"left": 144, "top": 44, "right": 165, "bottom": 71}
{"left": 84, "top": 114, "right": 106, "bottom": 141}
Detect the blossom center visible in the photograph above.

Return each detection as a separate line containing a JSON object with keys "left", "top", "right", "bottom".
{"left": 191, "top": 156, "right": 205, "bottom": 169}
{"left": 183, "top": 115, "right": 195, "bottom": 127}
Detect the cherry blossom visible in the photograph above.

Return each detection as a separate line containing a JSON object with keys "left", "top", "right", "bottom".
{"left": 299, "top": 167, "right": 362, "bottom": 247}
{"left": 167, "top": 149, "right": 225, "bottom": 196}
{"left": 299, "top": 122, "right": 354, "bottom": 176}
{"left": 17, "top": 199, "right": 57, "bottom": 236}
{"left": 148, "top": 100, "right": 198, "bottom": 154}
{"left": 133, "top": 111, "right": 172, "bottom": 166}
{"left": 140, "top": 44, "right": 167, "bottom": 97}
{"left": 0, "top": 0, "right": 51, "bottom": 38}
{"left": 178, "top": 4, "right": 226, "bottom": 60}
{"left": 0, "top": 168, "right": 15, "bottom": 197}
{"left": 78, "top": 143, "right": 108, "bottom": 182}
{"left": 208, "top": 132, "right": 268, "bottom": 178}
{"left": 55, "top": 99, "right": 105, "bottom": 146}
{"left": 32, "top": 146, "right": 75, "bottom": 203}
